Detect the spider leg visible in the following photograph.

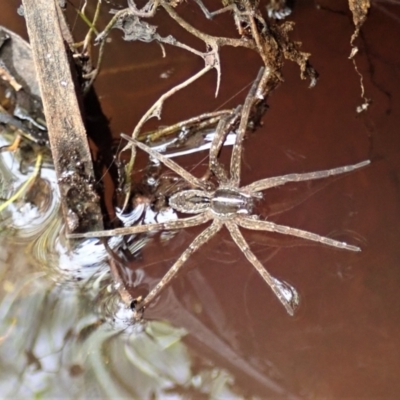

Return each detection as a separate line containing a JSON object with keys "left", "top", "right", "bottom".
{"left": 243, "top": 160, "right": 370, "bottom": 193}
{"left": 67, "top": 212, "right": 211, "bottom": 239}
{"left": 225, "top": 221, "right": 300, "bottom": 316}
{"left": 238, "top": 216, "right": 361, "bottom": 252}
{"left": 209, "top": 107, "right": 241, "bottom": 183}
{"left": 136, "top": 219, "right": 223, "bottom": 310}
{"left": 121, "top": 134, "right": 209, "bottom": 190}
{"left": 230, "top": 67, "right": 266, "bottom": 186}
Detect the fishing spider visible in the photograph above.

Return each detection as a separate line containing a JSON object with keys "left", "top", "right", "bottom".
{"left": 69, "top": 70, "right": 369, "bottom": 316}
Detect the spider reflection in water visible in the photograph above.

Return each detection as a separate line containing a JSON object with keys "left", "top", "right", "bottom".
{"left": 69, "top": 71, "right": 369, "bottom": 317}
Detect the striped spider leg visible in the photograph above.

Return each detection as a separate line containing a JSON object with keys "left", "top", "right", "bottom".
{"left": 68, "top": 70, "right": 369, "bottom": 316}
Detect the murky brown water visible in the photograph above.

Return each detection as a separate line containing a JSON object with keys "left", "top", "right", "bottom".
{"left": 1, "top": 0, "right": 400, "bottom": 399}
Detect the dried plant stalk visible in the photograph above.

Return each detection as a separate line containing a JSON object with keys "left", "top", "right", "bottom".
{"left": 22, "top": 0, "right": 103, "bottom": 233}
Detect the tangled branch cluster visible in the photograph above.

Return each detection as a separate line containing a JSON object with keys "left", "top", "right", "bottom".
{"left": 93, "top": 0, "right": 317, "bottom": 205}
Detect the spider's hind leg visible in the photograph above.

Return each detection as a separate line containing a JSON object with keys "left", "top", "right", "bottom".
{"left": 238, "top": 217, "right": 362, "bottom": 252}
{"left": 225, "top": 221, "right": 300, "bottom": 315}
{"left": 134, "top": 220, "right": 223, "bottom": 312}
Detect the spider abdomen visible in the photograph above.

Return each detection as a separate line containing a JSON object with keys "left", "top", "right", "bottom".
{"left": 211, "top": 188, "right": 253, "bottom": 216}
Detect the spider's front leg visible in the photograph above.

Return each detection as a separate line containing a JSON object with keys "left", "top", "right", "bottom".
{"left": 243, "top": 160, "right": 370, "bottom": 192}
{"left": 230, "top": 67, "right": 266, "bottom": 186}
{"left": 209, "top": 107, "right": 241, "bottom": 183}
{"left": 121, "top": 134, "right": 209, "bottom": 190}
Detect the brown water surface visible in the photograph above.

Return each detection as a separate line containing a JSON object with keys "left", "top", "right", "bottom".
{"left": 1, "top": 1, "right": 400, "bottom": 399}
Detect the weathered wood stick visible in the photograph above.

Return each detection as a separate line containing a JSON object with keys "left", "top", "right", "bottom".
{"left": 21, "top": 0, "right": 103, "bottom": 233}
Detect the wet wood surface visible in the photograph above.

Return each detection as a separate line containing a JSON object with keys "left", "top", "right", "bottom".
{"left": 21, "top": 0, "right": 103, "bottom": 233}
